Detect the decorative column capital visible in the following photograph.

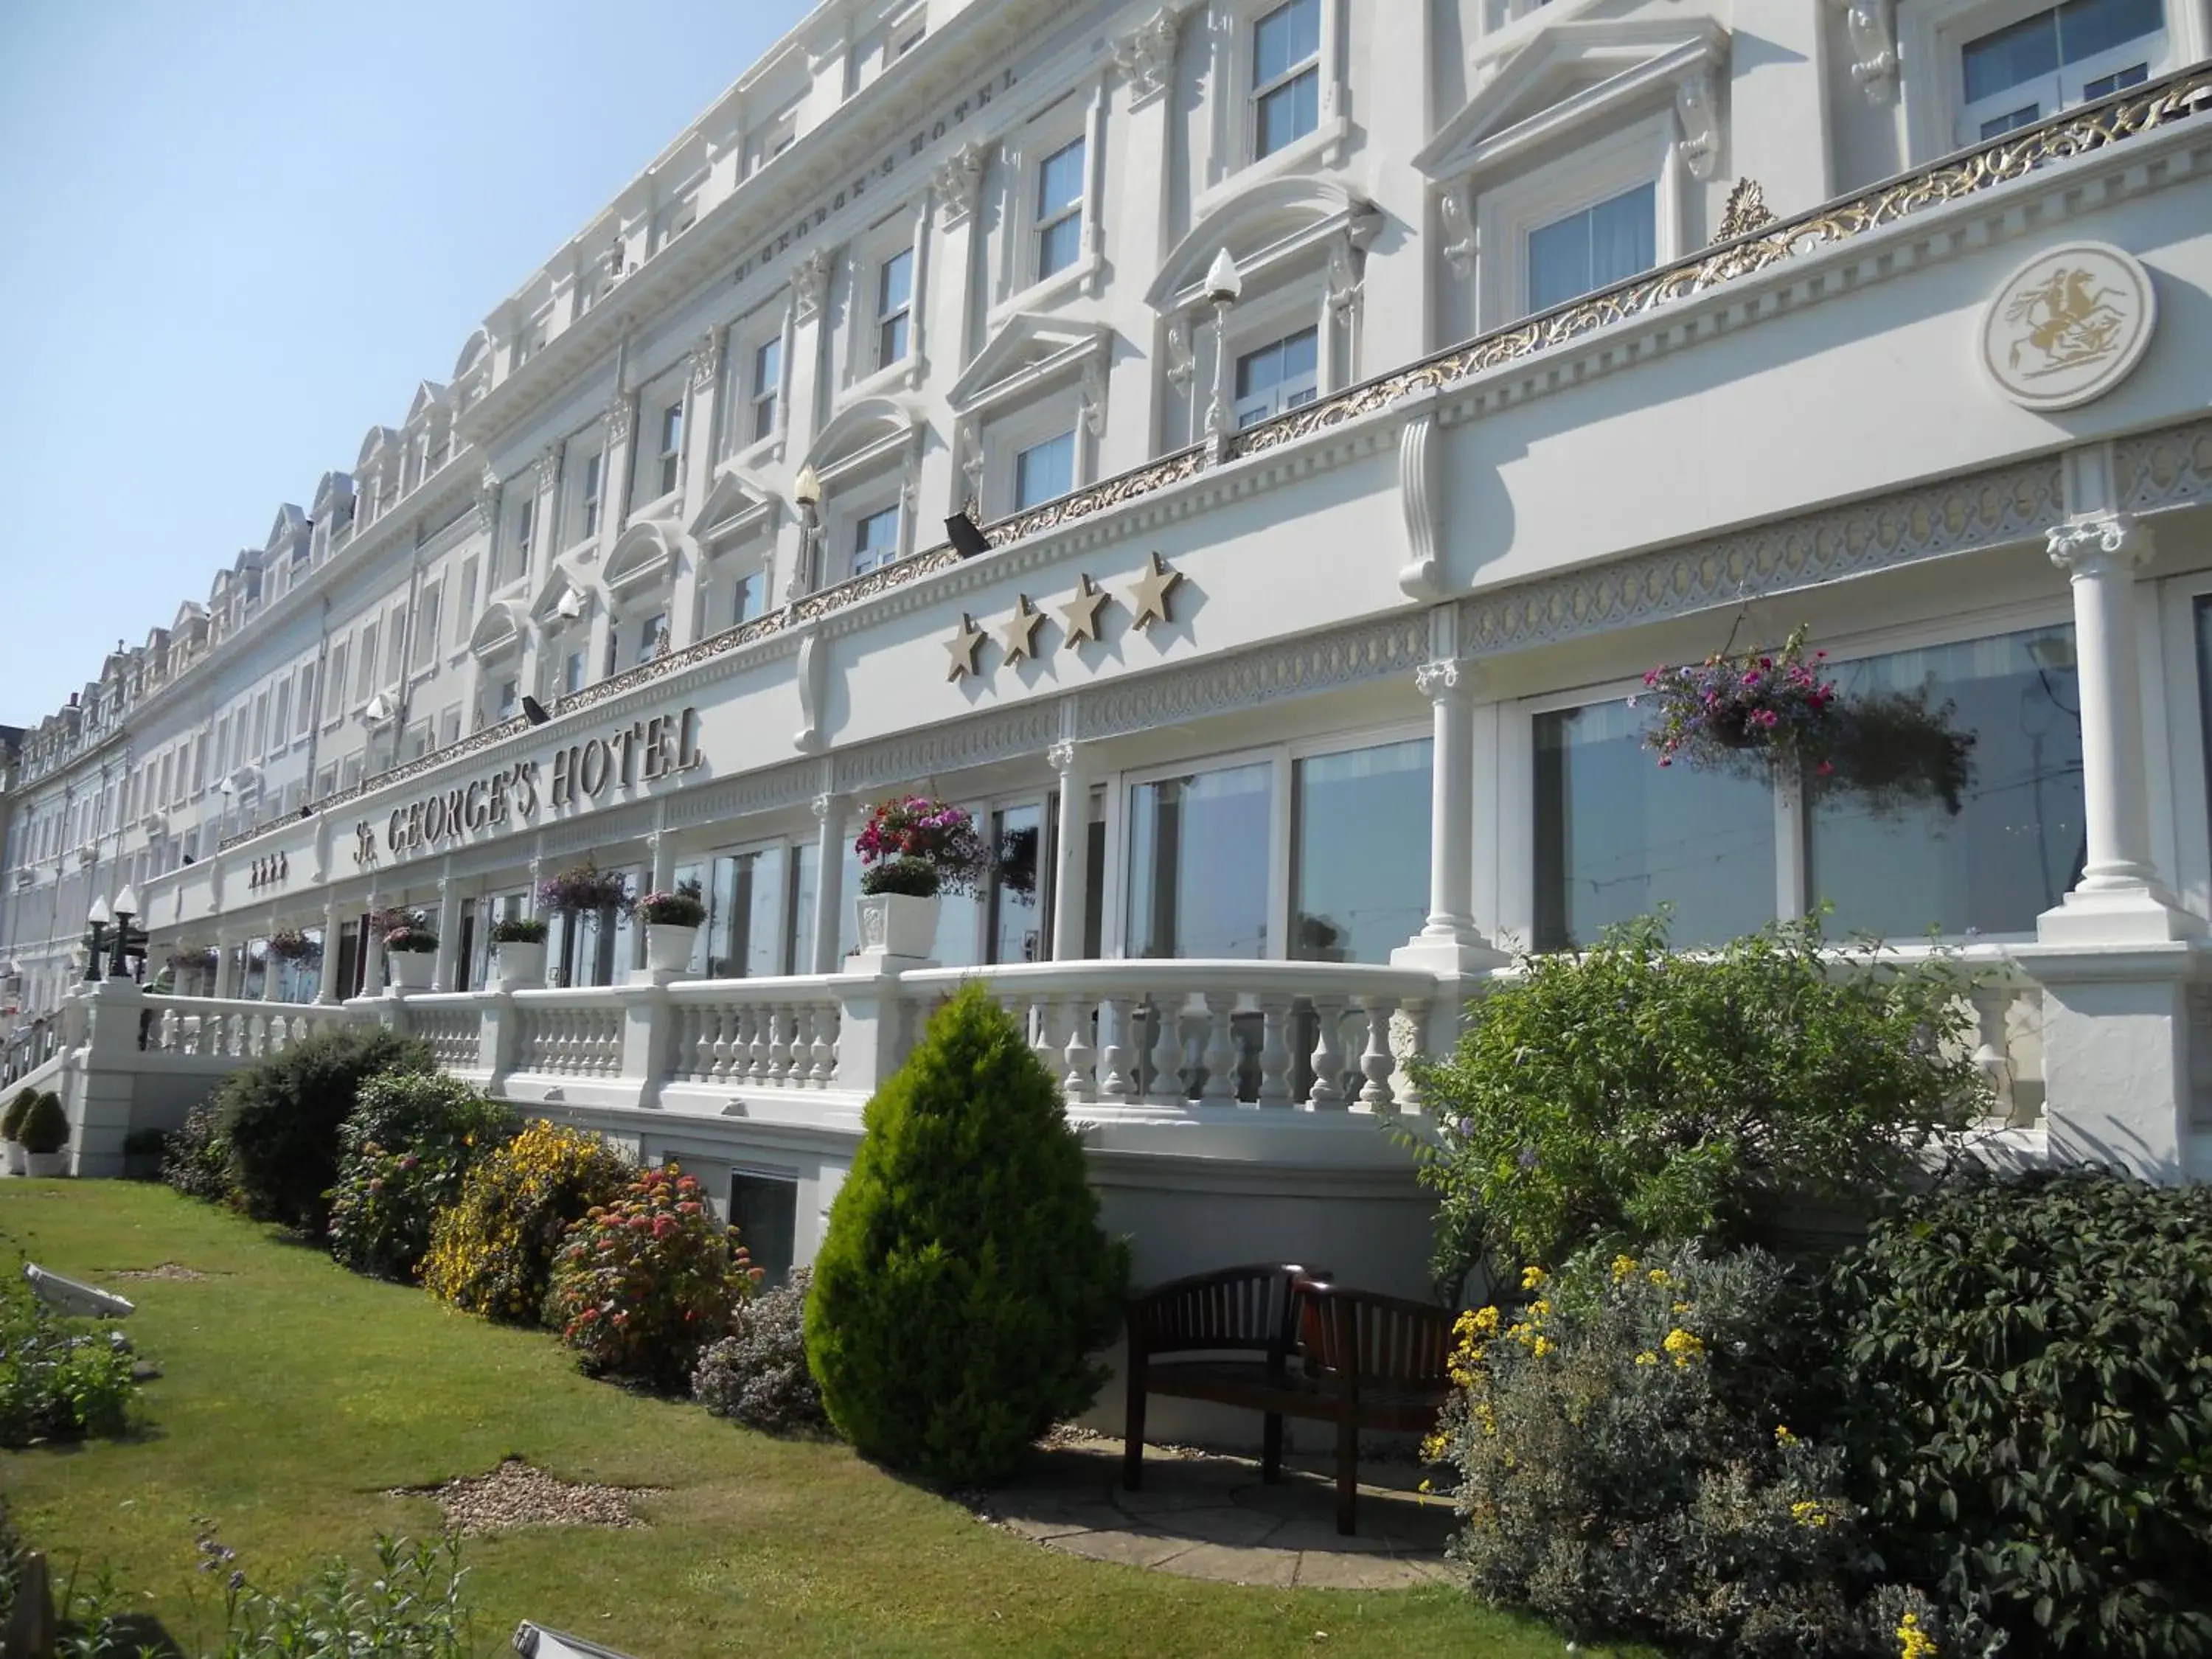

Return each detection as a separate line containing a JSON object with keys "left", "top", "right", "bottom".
{"left": 931, "top": 142, "right": 990, "bottom": 226}
{"left": 2048, "top": 512, "right": 2155, "bottom": 580}
{"left": 810, "top": 791, "right": 843, "bottom": 825}
{"left": 1046, "top": 739, "right": 1080, "bottom": 776}
{"left": 1415, "top": 658, "right": 1477, "bottom": 703}
{"left": 689, "top": 328, "right": 723, "bottom": 392}
{"left": 605, "top": 393, "right": 634, "bottom": 445}
{"left": 1113, "top": 7, "right": 1185, "bottom": 108}
{"left": 791, "top": 249, "right": 832, "bottom": 321}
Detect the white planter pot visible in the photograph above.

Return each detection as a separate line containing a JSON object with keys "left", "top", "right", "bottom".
{"left": 23, "top": 1151, "right": 69, "bottom": 1179}
{"left": 387, "top": 950, "right": 437, "bottom": 992}
{"left": 4, "top": 1141, "right": 26, "bottom": 1176}
{"left": 854, "top": 891, "right": 942, "bottom": 960}
{"left": 493, "top": 941, "right": 546, "bottom": 990}
{"left": 644, "top": 924, "right": 698, "bottom": 975}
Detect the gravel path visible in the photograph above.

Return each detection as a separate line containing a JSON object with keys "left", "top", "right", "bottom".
{"left": 393, "top": 1458, "right": 651, "bottom": 1535}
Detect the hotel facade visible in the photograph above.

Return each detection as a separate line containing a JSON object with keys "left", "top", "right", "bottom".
{"left": 7, "top": 0, "right": 2212, "bottom": 1295}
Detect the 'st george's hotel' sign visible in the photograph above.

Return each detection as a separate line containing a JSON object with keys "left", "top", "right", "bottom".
{"left": 353, "top": 708, "right": 703, "bottom": 867}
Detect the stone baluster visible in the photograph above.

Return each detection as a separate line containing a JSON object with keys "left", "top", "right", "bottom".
{"left": 1254, "top": 995, "right": 1294, "bottom": 1106}
{"left": 1144, "top": 995, "right": 1185, "bottom": 1105}
{"left": 1199, "top": 994, "right": 1239, "bottom": 1102}
{"left": 810, "top": 1002, "right": 837, "bottom": 1085}
{"left": 768, "top": 1008, "right": 792, "bottom": 1085}
{"left": 1306, "top": 996, "right": 1349, "bottom": 1108}
{"left": 1096, "top": 995, "right": 1134, "bottom": 1100}
{"left": 1052, "top": 997, "right": 1093, "bottom": 1103}
{"left": 1356, "top": 995, "right": 1397, "bottom": 1110}
{"left": 1393, "top": 996, "right": 1429, "bottom": 1113}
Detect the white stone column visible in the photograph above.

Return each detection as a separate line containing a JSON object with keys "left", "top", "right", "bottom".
{"left": 2038, "top": 512, "right": 2202, "bottom": 945}
{"left": 810, "top": 791, "right": 848, "bottom": 974}
{"left": 433, "top": 876, "right": 462, "bottom": 993}
{"left": 212, "top": 932, "right": 234, "bottom": 1000}
{"left": 1393, "top": 660, "right": 1503, "bottom": 974}
{"left": 1049, "top": 740, "right": 1090, "bottom": 961}
{"left": 316, "top": 897, "right": 341, "bottom": 1005}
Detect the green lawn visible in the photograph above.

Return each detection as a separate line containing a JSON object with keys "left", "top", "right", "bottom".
{"left": 0, "top": 1182, "right": 1648, "bottom": 1659}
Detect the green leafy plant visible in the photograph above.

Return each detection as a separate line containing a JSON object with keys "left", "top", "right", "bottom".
{"left": 1, "top": 1091, "right": 32, "bottom": 1144}
{"left": 0, "top": 1273, "right": 139, "bottom": 1448}
{"left": 546, "top": 1165, "right": 759, "bottom": 1388}
{"left": 215, "top": 1026, "right": 434, "bottom": 1234}
{"left": 1829, "top": 1168, "right": 2212, "bottom": 1658}
{"left": 326, "top": 1073, "right": 518, "bottom": 1282}
{"left": 694, "top": 1267, "right": 831, "bottom": 1436}
{"left": 636, "top": 886, "right": 706, "bottom": 928}
{"left": 18, "top": 1093, "right": 68, "bottom": 1157}
{"left": 196, "top": 1523, "right": 474, "bottom": 1658}
{"left": 1438, "top": 1248, "right": 1925, "bottom": 1658}
{"left": 487, "top": 916, "right": 547, "bottom": 945}
{"left": 807, "top": 982, "right": 1128, "bottom": 1485}
{"left": 161, "top": 1100, "right": 236, "bottom": 1204}
{"left": 422, "top": 1120, "right": 632, "bottom": 1325}
{"left": 1396, "top": 912, "right": 1990, "bottom": 1290}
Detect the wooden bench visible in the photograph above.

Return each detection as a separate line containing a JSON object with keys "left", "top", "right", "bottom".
{"left": 1122, "top": 1265, "right": 1457, "bottom": 1534}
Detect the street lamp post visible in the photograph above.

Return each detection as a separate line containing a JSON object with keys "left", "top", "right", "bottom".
{"left": 83, "top": 896, "right": 111, "bottom": 984}
{"left": 1202, "top": 248, "right": 1243, "bottom": 463}
{"left": 787, "top": 464, "right": 824, "bottom": 605}
{"left": 108, "top": 885, "right": 140, "bottom": 981}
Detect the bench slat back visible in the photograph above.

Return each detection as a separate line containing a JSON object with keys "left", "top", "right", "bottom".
{"left": 1297, "top": 1283, "right": 1454, "bottom": 1390}
{"left": 1130, "top": 1264, "right": 1320, "bottom": 1360}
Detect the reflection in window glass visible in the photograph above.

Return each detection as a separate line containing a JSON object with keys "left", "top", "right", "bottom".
{"left": 1292, "top": 740, "right": 1430, "bottom": 963}
{"left": 1015, "top": 431, "right": 1076, "bottom": 509}
{"left": 1252, "top": 0, "right": 1321, "bottom": 159}
{"left": 706, "top": 847, "right": 786, "bottom": 978}
{"left": 1528, "top": 182, "right": 1657, "bottom": 315}
{"left": 1534, "top": 698, "right": 1775, "bottom": 951}
{"left": 729, "top": 1171, "right": 799, "bottom": 1288}
{"left": 1127, "top": 763, "right": 1272, "bottom": 958}
{"left": 1036, "top": 137, "right": 1086, "bottom": 279}
{"left": 991, "top": 802, "right": 1046, "bottom": 965}
{"left": 1807, "top": 627, "right": 2083, "bottom": 937}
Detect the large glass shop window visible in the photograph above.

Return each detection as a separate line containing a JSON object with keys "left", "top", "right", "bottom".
{"left": 700, "top": 849, "right": 785, "bottom": 978}
{"left": 1127, "top": 762, "right": 1273, "bottom": 958}
{"left": 1807, "top": 626, "right": 2083, "bottom": 937}
{"left": 1290, "top": 739, "right": 1432, "bottom": 963}
{"left": 1534, "top": 698, "right": 1776, "bottom": 951}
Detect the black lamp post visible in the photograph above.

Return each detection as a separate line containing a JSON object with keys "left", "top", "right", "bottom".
{"left": 83, "top": 896, "right": 110, "bottom": 984}
{"left": 108, "top": 884, "right": 140, "bottom": 981}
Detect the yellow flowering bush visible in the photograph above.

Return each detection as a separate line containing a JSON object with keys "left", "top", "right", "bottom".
{"left": 421, "top": 1121, "right": 633, "bottom": 1325}
{"left": 1436, "top": 1246, "right": 1902, "bottom": 1658}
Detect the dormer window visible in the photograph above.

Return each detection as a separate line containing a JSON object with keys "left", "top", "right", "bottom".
{"left": 1253, "top": 0, "right": 1322, "bottom": 160}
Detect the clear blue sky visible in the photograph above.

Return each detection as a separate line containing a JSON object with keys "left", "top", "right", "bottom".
{"left": 0, "top": 0, "right": 813, "bottom": 729}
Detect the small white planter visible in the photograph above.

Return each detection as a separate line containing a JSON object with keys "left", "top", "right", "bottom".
{"left": 644, "top": 924, "right": 698, "bottom": 975}
{"left": 387, "top": 950, "right": 437, "bottom": 992}
{"left": 4, "top": 1141, "right": 26, "bottom": 1177}
{"left": 854, "top": 891, "right": 942, "bottom": 960}
{"left": 492, "top": 941, "right": 546, "bottom": 990}
{"left": 23, "top": 1150, "right": 69, "bottom": 1179}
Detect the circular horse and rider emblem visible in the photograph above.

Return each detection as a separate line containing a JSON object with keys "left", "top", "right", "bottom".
{"left": 1980, "top": 241, "right": 2157, "bottom": 412}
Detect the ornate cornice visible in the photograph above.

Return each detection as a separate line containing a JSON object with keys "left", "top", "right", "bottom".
{"left": 1076, "top": 616, "right": 1427, "bottom": 743}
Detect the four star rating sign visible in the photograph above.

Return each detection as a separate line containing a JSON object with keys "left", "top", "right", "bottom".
{"left": 946, "top": 554, "right": 1186, "bottom": 682}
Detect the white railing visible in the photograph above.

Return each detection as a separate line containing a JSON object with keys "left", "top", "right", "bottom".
{"left": 510, "top": 990, "right": 625, "bottom": 1079}
{"left": 665, "top": 978, "right": 841, "bottom": 1091}
{"left": 901, "top": 961, "right": 1442, "bottom": 1113}
{"left": 145, "top": 997, "right": 355, "bottom": 1060}
{"left": 400, "top": 997, "right": 484, "bottom": 1071}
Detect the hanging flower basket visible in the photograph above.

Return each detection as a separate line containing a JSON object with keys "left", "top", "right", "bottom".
{"left": 537, "top": 863, "right": 634, "bottom": 917}
{"left": 854, "top": 796, "right": 990, "bottom": 899}
{"left": 1638, "top": 624, "right": 1976, "bottom": 815}
{"left": 266, "top": 928, "right": 321, "bottom": 964}
{"left": 996, "top": 824, "right": 1040, "bottom": 901}
{"left": 166, "top": 945, "right": 217, "bottom": 974}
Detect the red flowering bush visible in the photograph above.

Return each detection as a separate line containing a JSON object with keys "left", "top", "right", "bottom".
{"left": 545, "top": 1165, "right": 762, "bottom": 1387}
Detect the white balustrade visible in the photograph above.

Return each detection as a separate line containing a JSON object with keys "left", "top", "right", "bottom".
{"left": 143, "top": 996, "right": 354, "bottom": 1059}
{"left": 510, "top": 992, "right": 624, "bottom": 1079}
{"left": 665, "top": 979, "right": 841, "bottom": 1091}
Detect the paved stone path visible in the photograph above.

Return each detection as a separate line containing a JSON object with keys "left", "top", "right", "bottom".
{"left": 981, "top": 1433, "right": 1456, "bottom": 1590}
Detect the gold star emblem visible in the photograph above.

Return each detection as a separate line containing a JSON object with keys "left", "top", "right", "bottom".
{"left": 1127, "top": 550, "right": 1184, "bottom": 632}
{"left": 997, "top": 594, "right": 1046, "bottom": 664}
{"left": 944, "top": 612, "right": 987, "bottom": 681}
{"left": 1057, "top": 573, "right": 1109, "bottom": 648}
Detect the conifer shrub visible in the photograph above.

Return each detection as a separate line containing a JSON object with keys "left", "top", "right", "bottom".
{"left": 546, "top": 1165, "right": 760, "bottom": 1387}
{"left": 327, "top": 1073, "right": 518, "bottom": 1282}
{"left": 421, "top": 1120, "right": 632, "bottom": 1325}
{"left": 215, "top": 1025, "right": 434, "bottom": 1234}
{"left": 806, "top": 981, "right": 1127, "bottom": 1485}
{"left": 0, "top": 1091, "right": 31, "bottom": 1144}
{"left": 1829, "top": 1168, "right": 2212, "bottom": 1658}
{"left": 15, "top": 1093, "right": 67, "bottom": 1158}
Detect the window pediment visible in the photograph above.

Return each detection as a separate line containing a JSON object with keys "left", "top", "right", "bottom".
{"left": 689, "top": 467, "right": 779, "bottom": 548}
{"left": 265, "top": 504, "right": 310, "bottom": 560}
{"left": 468, "top": 599, "right": 528, "bottom": 663}
{"left": 1415, "top": 17, "right": 1730, "bottom": 184}
{"left": 804, "top": 395, "right": 920, "bottom": 488}
{"left": 404, "top": 380, "right": 448, "bottom": 426}
{"left": 605, "top": 518, "right": 684, "bottom": 599}
{"left": 1145, "top": 177, "right": 1378, "bottom": 313}
{"left": 948, "top": 313, "right": 1112, "bottom": 418}
{"left": 528, "top": 565, "right": 593, "bottom": 626}
{"left": 356, "top": 425, "right": 401, "bottom": 471}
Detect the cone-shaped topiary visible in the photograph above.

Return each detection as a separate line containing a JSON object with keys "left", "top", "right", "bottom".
{"left": 806, "top": 981, "right": 1128, "bottom": 1485}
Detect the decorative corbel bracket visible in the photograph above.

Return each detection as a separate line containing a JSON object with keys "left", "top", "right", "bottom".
{"left": 1675, "top": 69, "right": 1720, "bottom": 181}
{"left": 1113, "top": 6, "right": 1186, "bottom": 108}
{"left": 1440, "top": 185, "right": 1475, "bottom": 282}
{"left": 1829, "top": 0, "right": 1899, "bottom": 106}
{"left": 1397, "top": 400, "right": 1447, "bottom": 601}
{"left": 793, "top": 626, "right": 827, "bottom": 754}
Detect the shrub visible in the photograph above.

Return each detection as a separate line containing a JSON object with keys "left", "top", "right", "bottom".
{"left": 215, "top": 1025, "right": 434, "bottom": 1234}
{"left": 1398, "top": 912, "right": 1989, "bottom": 1290}
{"left": 694, "top": 1267, "right": 830, "bottom": 1436}
{"left": 1, "top": 1091, "right": 31, "bottom": 1142}
{"left": 327, "top": 1074, "right": 518, "bottom": 1282}
{"left": 17, "top": 1093, "right": 66, "bottom": 1157}
{"left": 546, "top": 1166, "right": 759, "bottom": 1387}
{"left": 162, "top": 1099, "right": 236, "bottom": 1203}
{"left": 0, "top": 1272, "right": 139, "bottom": 1447}
{"left": 422, "top": 1121, "right": 632, "bottom": 1324}
{"left": 487, "top": 916, "right": 547, "bottom": 945}
{"left": 1829, "top": 1168, "right": 2212, "bottom": 1658}
{"left": 807, "top": 982, "right": 1127, "bottom": 1485}
{"left": 1441, "top": 1247, "right": 1885, "bottom": 1657}
{"left": 198, "top": 1526, "right": 473, "bottom": 1659}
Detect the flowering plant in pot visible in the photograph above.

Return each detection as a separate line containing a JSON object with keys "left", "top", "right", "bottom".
{"left": 639, "top": 884, "right": 707, "bottom": 975}
{"left": 1638, "top": 622, "right": 1976, "bottom": 815}
{"left": 853, "top": 796, "right": 990, "bottom": 959}
{"left": 487, "top": 916, "right": 549, "bottom": 990}
{"left": 377, "top": 908, "right": 438, "bottom": 991}
{"left": 537, "top": 863, "right": 634, "bottom": 917}
{"left": 266, "top": 928, "right": 321, "bottom": 964}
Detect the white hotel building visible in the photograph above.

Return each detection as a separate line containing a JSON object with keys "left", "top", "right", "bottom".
{"left": 7, "top": 0, "right": 2212, "bottom": 1290}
